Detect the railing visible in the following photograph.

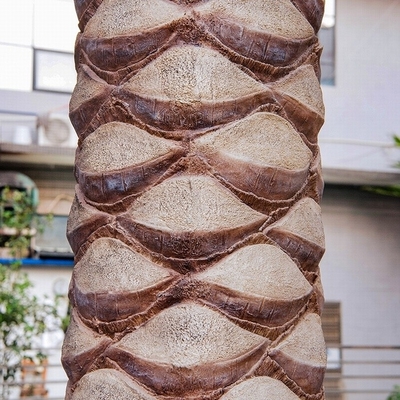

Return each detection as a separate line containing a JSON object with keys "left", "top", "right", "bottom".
{"left": 1, "top": 347, "right": 66, "bottom": 400}
{"left": 1, "top": 346, "right": 400, "bottom": 400}
{"left": 325, "top": 345, "right": 400, "bottom": 400}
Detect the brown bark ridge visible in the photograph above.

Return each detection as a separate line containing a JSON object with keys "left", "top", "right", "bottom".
{"left": 63, "top": 1, "right": 327, "bottom": 399}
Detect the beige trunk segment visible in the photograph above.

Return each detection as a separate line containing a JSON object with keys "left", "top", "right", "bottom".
{"left": 63, "top": 0, "right": 327, "bottom": 399}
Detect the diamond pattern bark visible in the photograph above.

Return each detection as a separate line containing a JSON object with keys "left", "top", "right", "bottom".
{"left": 63, "top": 1, "right": 326, "bottom": 399}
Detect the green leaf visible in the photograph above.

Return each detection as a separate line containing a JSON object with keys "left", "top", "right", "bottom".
{"left": 362, "top": 185, "right": 400, "bottom": 197}
{"left": 1, "top": 260, "right": 65, "bottom": 392}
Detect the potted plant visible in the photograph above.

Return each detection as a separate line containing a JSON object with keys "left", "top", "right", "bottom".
{"left": 388, "top": 385, "right": 400, "bottom": 400}
{"left": 0, "top": 187, "right": 39, "bottom": 259}
{"left": 0, "top": 261, "right": 61, "bottom": 399}
{"left": 0, "top": 174, "right": 61, "bottom": 398}
{"left": 0, "top": 185, "right": 55, "bottom": 261}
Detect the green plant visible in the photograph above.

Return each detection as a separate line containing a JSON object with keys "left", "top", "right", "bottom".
{"left": 387, "top": 385, "right": 400, "bottom": 400}
{"left": 394, "top": 134, "right": 400, "bottom": 168}
{"left": 0, "top": 187, "right": 51, "bottom": 258}
{"left": 362, "top": 134, "right": 400, "bottom": 197}
{"left": 0, "top": 261, "right": 61, "bottom": 399}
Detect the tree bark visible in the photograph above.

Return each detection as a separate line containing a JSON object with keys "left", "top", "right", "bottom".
{"left": 62, "top": 1, "right": 327, "bottom": 399}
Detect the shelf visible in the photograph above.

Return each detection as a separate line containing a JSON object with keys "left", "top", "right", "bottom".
{"left": 0, "top": 142, "right": 75, "bottom": 166}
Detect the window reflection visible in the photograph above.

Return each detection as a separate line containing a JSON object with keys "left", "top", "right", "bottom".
{"left": 0, "top": 1, "right": 33, "bottom": 46}
{"left": 320, "top": 0, "right": 336, "bottom": 85}
{"left": 0, "top": 44, "right": 33, "bottom": 91}
{"left": 33, "top": 0, "right": 76, "bottom": 53}
{"left": 322, "top": 0, "right": 336, "bottom": 29}
{"left": 34, "top": 50, "right": 75, "bottom": 93}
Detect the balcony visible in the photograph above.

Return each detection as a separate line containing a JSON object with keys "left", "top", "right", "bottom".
{"left": 1, "top": 345, "right": 399, "bottom": 400}
{"left": 325, "top": 345, "right": 400, "bottom": 400}
{"left": 0, "top": 112, "right": 76, "bottom": 168}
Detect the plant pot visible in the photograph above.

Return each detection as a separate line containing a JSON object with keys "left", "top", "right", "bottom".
{"left": 0, "top": 227, "right": 36, "bottom": 259}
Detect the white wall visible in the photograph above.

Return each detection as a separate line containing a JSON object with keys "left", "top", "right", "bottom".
{"left": 320, "top": 0, "right": 400, "bottom": 176}
{"left": 0, "top": 89, "right": 70, "bottom": 117}
{"left": 321, "top": 185, "right": 400, "bottom": 399}
{"left": 321, "top": 186, "right": 400, "bottom": 346}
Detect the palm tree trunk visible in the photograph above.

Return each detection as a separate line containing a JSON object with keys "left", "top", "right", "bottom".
{"left": 62, "top": 1, "right": 327, "bottom": 399}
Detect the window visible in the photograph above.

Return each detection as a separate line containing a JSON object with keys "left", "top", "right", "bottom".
{"left": 1, "top": 0, "right": 334, "bottom": 91}
{"left": 33, "top": 0, "right": 77, "bottom": 53}
{"left": 322, "top": 301, "right": 343, "bottom": 400}
{"left": 0, "top": 44, "right": 33, "bottom": 91}
{"left": 0, "top": 1, "right": 34, "bottom": 47}
{"left": 34, "top": 50, "right": 76, "bottom": 93}
{"left": 0, "top": 0, "right": 77, "bottom": 93}
{"left": 320, "top": 0, "right": 336, "bottom": 85}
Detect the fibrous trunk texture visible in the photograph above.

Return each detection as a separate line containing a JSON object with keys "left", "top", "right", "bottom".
{"left": 62, "top": 0, "right": 327, "bottom": 399}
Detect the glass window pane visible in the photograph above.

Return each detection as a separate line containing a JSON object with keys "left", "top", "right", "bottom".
{"left": 320, "top": 27, "right": 335, "bottom": 85}
{"left": 320, "top": 0, "right": 335, "bottom": 85}
{"left": 34, "top": 50, "right": 76, "bottom": 93}
{"left": 322, "top": 0, "right": 336, "bottom": 28}
{"left": 0, "top": 44, "right": 33, "bottom": 91}
{"left": 33, "top": 0, "right": 77, "bottom": 52}
{"left": 0, "top": 0, "right": 33, "bottom": 46}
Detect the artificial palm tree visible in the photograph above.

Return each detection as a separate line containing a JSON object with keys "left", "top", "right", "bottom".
{"left": 62, "top": 1, "right": 327, "bottom": 398}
